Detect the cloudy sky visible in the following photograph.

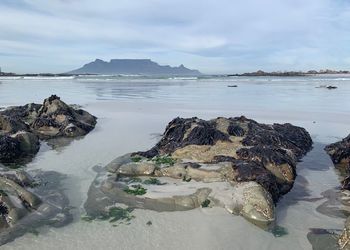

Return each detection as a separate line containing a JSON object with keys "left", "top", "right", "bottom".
{"left": 1, "top": 0, "right": 350, "bottom": 74}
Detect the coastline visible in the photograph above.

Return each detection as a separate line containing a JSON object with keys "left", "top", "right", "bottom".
{"left": 0, "top": 76, "right": 349, "bottom": 249}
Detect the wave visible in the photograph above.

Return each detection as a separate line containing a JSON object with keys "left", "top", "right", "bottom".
{"left": 168, "top": 77, "right": 198, "bottom": 80}
{"left": 0, "top": 76, "right": 75, "bottom": 80}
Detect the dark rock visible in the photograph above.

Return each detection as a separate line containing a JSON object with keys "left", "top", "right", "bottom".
{"left": 211, "top": 155, "right": 236, "bottom": 163}
{"left": 0, "top": 115, "right": 28, "bottom": 134}
{"left": 183, "top": 122, "right": 230, "bottom": 146}
{"left": 231, "top": 159, "right": 280, "bottom": 202}
{"left": 135, "top": 116, "right": 312, "bottom": 202}
{"left": 342, "top": 176, "right": 350, "bottom": 190}
{"left": 0, "top": 95, "right": 97, "bottom": 163}
{"left": 237, "top": 146, "right": 296, "bottom": 169}
{"left": 0, "top": 135, "right": 21, "bottom": 163}
{"left": 137, "top": 117, "right": 230, "bottom": 157}
{"left": 227, "top": 123, "right": 245, "bottom": 136}
{"left": 326, "top": 86, "right": 337, "bottom": 89}
{"left": 242, "top": 122, "right": 312, "bottom": 157}
{"left": 325, "top": 134, "right": 350, "bottom": 166}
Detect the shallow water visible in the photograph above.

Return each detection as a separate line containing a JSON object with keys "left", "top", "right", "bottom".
{"left": 0, "top": 75, "right": 350, "bottom": 249}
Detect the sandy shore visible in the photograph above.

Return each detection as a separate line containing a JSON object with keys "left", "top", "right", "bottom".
{"left": 0, "top": 77, "right": 349, "bottom": 249}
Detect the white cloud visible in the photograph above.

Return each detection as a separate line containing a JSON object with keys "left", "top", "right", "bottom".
{"left": 0, "top": 0, "right": 349, "bottom": 73}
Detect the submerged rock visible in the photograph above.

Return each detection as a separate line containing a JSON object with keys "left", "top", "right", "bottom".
{"left": 325, "top": 135, "right": 350, "bottom": 249}
{"left": 0, "top": 168, "right": 72, "bottom": 245}
{"left": 0, "top": 95, "right": 97, "bottom": 163}
{"left": 85, "top": 116, "right": 312, "bottom": 229}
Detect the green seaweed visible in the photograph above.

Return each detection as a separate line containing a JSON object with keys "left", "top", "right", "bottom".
{"left": 151, "top": 155, "right": 176, "bottom": 166}
{"left": 81, "top": 207, "right": 135, "bottom": 225}
{"left": 201, "top": 199, "right": 211, "bottom": 208}
{"left": 271, "top": 225, "right": 288, "bottom": 237}
{"left": 131, "top": 156, "right": 143, "bottom": 162}
{"left": 108, "top": 207, "right": 135, "bottom": 223}
{"left": 143, "top": 178, "right": 166, "bottom": 185}
{"left": 124, "top": 184, "right": 147, "bottom": 195}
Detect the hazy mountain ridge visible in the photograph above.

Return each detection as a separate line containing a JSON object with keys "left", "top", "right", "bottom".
{"left": 67, "top": 59, "right": 202, "bottom": 75}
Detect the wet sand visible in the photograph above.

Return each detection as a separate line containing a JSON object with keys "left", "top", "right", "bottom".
{"left": 0, "top": 76, "right": 349, "bottom": 249}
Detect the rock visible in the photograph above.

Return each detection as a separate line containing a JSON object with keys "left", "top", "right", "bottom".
{"left": 339, "top": 217, "right": 350, "bottom": 249}
{"left": 325, "top": 135, "right": 350, "bottom": 249}
{"left": 0, "top": 169, "right": 72, "bottom": 245}
{"left": 86, "top": 116, "right": 312, "bottom": 230}
{"left": 117, "top": 162, "right": 156, "bottom": 176}
{"left": 31, "top": 95, "right": 97, "bottom": 139}
{"left": 234, "top": 182, "right": 274, "bottom": 228}
{"left": 0, "top": 95, "right": 97, "bottom": 163}
{"left": 326, "top": 86, "right": 338, "bottom": 89}
{"left": 0, "top": 135, "right": 21, "bottom": 163}
{"left": 0, "top": 115, "right": 28, "bottom": 134}
{"left": 11, "top": 131, "right": 40, "bottom": 155}
{"left": 325, "top": 134, "right": 350, "bottom": 168}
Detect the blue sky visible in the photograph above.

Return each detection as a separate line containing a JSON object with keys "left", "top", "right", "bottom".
{"left": 1, "top": 0, "right": 350, "bottom": 74}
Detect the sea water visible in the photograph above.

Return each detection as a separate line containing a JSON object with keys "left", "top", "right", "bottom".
{"left": 0, "top": 75, "right": 349, "bottom": 249}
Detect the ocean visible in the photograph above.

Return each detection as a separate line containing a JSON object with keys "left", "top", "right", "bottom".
{"left": 0, "top": 75, "right": 349, "bottom": 249}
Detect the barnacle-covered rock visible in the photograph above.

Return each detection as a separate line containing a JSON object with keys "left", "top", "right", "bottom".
{"left": 85, "top": 116, "right": 312, "bottom": 229}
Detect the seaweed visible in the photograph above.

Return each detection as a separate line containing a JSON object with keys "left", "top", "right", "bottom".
{"left": 201, "top": 199, "right": 211, "bottom": 208}
{"left": 151, "top": 155, "right": 176, "bottom": 166}
{"left": 81, "top": 207, "right": 135, "bottom": 225}
{"left": 271, "top": 225, "right": 288, "bottom": 237}
{"left": 143, "top": 178, "right": 166, "bottom": 185}
{"left": 124, "top": 184, "right": 147, "bottom": 195}
{"left": 131, "top": 156, "right": 143, "bottom": 162}
{"left": 108, "top": 207, "right": 135, "bottom": 223}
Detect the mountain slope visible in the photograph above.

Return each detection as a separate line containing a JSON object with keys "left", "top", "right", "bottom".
{"left": 67, "top": 59, "right": 201, "bottom": 75}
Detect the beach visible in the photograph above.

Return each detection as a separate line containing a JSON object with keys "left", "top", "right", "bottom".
{"left": 0, "top": 75, "right": 349, "bottom": 249}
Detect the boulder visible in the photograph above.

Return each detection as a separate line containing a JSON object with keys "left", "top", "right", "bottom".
{"left": 85, "top": 116, "right": 312, "bottom": 230}
{"left": 0, "top": 95, "right": 97, "bottom": 163}
{"left": 325, "top": 134, "right": 350, "bottom": 168}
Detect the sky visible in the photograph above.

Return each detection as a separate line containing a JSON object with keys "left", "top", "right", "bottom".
{"left": 1, "top": 0, "right": 350, "bottom": 74}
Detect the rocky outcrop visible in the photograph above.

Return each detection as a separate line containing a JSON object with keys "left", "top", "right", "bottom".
{"left": 85, "top": 116, "right": 312, "bottom": 230}
{"left": 0, "top": 167, "right": 72, "bottom": 245}
{"left": 325, "top": 135, "right": 350, "bottom": 249}
{"left": 325, "top": 135, "right": 350, "bottom": 169}
{"left": 0, "top": 95, "right": 97, "bottom": 163}
{"left": 0, "top": 95, "right": 96, "bottom": 244}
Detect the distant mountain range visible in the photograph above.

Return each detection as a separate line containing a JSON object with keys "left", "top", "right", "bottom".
{"left": 67, "top": 59, "right": 202, "bottom": 75}
{"left": 228, "top": 69, "right": 350, "bottom": 77}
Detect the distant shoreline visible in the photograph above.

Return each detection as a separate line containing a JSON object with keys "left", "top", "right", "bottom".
{"left": 1, "top": 70, "right": 350, "bottom": 78}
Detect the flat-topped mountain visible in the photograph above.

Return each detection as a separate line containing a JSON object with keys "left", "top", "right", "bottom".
{"left": 67, "top": 59, "right": 201, "bottom": 75}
